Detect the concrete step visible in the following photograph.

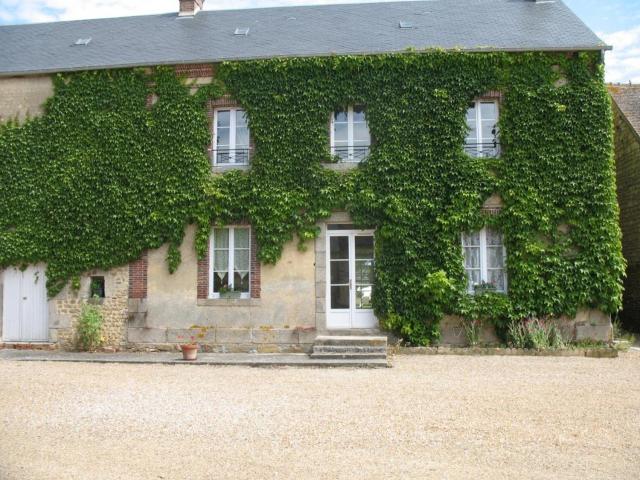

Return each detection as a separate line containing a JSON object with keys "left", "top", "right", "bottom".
{"left": 312, "top": 345, "right": 387, "bottom": 354}
{"left": 313, "top": 335, "right": 388, "bottom": 347}
{"left": 309, "top": 351, "right": 387, "bottom": 360}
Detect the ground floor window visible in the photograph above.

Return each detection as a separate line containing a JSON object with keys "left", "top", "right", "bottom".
{"left": 462, "top": 227, "right": 507, "bottom": 293}
{"left": 210, "top": 226, "right": 251, "bottom": 298}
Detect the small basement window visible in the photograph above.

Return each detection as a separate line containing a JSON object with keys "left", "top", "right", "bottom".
{"left": 90, "top": 276, "right": 105, "bottom": 298}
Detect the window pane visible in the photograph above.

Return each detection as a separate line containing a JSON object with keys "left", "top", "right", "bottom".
{"left": 353, "top": 121, "right": 370, "bottom": 145}
{"left": 356, "top": 285, "right": 373, "bottom": 309}
{"left": 333, "top": 122, "right": 348, "bottom": 143}
{"left": 355, "top": 260, "right": 374, "bottom": 284}
{"left": 234, "top": 271, "right": 250, "bottom": 293}
{"left": 353, "top": 106, "right": 367, "bottom": 122}
{"left": 234, "top": 249, "right": 250, "bottom": 271}
{"left": 487, "top": 247, "right": 504, "bottom": 269}
{"left": 235, "top": 111, "right": 250, "bottom": 147}
{"left": 234, "top": 228, "right": 249, "bottom": 248}
{"left": 486, "top": 229, "right": 503, "bottom": 246}
{"left": 214, "top": 228, "right": 229, "bottom": 249}
{"left": 213, "top": 250, "right": 229, "bottom": 272}
{"left": 487, "top": 269, "right": 505, "bottom": 291}
{"left": 480, "top": 102, "right": 497, "bottom": 120}
{"left": 213, "top": 271, "right": 229, "bottom": 293}
{"left": 330, "top": 236, "right": 349, "bottom": 260}
{"left": 330, "top": 260, "right": 349, "bottom": 284}
{"left": 217, "top": 110, "right": 230, "bottom": 129}
{"left": 462, "top": 232, "right": 480, "bottom": 246}
{"left": 355, "top": 236, "right": 374, "bottom": 259}
{"left": 464, "top": 247, "right": 480, "bottom": 268}
{"left": 334, "top": 110, "right": 348, "bottom": 123}
{"left": 216, "top": 127, "right": 230, "bottom": 147}
{"left": 331, "top": 286, "right": 350, "bottom": 309}
{"left": 466, "top": 103, "right": 476, "bottom": 121}
{"left": 466, "top": 269, "right": 481, "bottom": 291}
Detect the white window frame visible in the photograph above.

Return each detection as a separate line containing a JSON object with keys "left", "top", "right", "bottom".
{"left": 465, "top": 100, "right": 500, "bottom": 157}
{"left": 212, "top": 108, "right": 250, "bottom": 166}
{"left": 462, "top": 227, "right": 507, "bottom": 294}
{"left": 330, "top": 105, "right": 370, "bottom": 163}
{"left": 209, "top": 226, "right": 251, "bottom": 299}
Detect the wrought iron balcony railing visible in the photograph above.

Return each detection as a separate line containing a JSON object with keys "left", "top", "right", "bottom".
{"left": 210, "top": 148, "right": 252, "bottom": 166}
{"left": 332, "top": 145, "right": 371, "bottom": 163}
{"left": 464, "top": 142, "right": 501, "bottom": 158}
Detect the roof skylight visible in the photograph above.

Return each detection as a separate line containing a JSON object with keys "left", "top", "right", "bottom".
{"left": 398, "top": 21, "right": 414, "bottom": 29}
{"left": 73, "top": 37, "right": 92, "bottom": 46}
{"left": 234, "top": 27, "right": 250, "bottom": 36}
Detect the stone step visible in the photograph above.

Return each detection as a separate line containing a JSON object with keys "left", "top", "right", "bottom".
{"left": 313, "top": 335, "right": 387, "bottom": 347}
{"left": 312, "top": 345, "right": 387, "bottom": 354}
{"left": 309, "top": 351, "right": 388, "bottom": 360}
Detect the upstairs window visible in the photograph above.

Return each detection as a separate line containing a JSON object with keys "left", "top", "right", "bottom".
{"left": 331, "top": 105, "right": 371, "bottom": 162}
{"left": 462, "top": 228, "right": 507, "bottom": 293}
{"left": 465, "top": 100, "right": 499, "bottom": 158}
{"left": 210, "top": 226, "right": 251, "bottom": 298}
{"left": 213, "top": 108, "right": 251, "bottom": 165}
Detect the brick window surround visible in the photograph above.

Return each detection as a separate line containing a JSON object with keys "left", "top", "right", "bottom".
{"left": 197, "top": 225, "right": 261, "bottom": 299}
{"left": 128, "top": 252, "right": 148, "bottom": 299}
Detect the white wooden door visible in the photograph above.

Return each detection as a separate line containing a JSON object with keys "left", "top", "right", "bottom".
{"left": 326, "top": 230, "right": 377, "bottom": 329}
{"left": 2, "top": 266, "right": 48, "bottom": 342}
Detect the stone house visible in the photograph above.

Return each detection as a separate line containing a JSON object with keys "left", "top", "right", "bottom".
{"left": 0, "top": 0, "right": 619, "bottom": 352}
{"left": 610, "top": 85, "right": 640, "bottom": 332}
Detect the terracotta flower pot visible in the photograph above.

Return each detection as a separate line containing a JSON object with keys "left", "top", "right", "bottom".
{"left": 181, "top": 344, "right": 198, "bottom": 361}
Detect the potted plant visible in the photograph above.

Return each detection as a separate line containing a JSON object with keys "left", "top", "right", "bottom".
{"left": 219, "top": 284, "right": 242, "bottom": 299}
{"left": 177, "top": 326, "right": 209, "bottom": 361}
{"left": 178, "top": 336, "right": 199, "bottom": 360}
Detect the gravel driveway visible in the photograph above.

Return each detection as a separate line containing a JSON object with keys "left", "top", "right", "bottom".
{"left": 1, "top": 354, "right": 639, "bottom": 479}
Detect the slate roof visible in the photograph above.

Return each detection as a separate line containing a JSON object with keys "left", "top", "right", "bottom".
{"left": 610, "top": 85, "right": 640, "bottom": 139}
{"left": 0, "top": 0, "right": 608, "bottom": 77}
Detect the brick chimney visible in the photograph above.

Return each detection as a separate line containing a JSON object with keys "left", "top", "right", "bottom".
{"left": 179, "top": 0, "right": 204, "bottom": 16}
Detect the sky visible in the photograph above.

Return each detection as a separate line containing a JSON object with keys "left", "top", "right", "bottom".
{"left": 0, "top": 0, "right": 638, "bottom": 83}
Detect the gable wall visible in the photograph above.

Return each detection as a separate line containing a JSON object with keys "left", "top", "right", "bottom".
{"left": 613, "top": 101, "right": 640, "bottom": 331}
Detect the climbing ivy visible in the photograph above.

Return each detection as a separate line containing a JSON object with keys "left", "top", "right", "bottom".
{"left": 0, "top": 68, "right": 219, "bottom": 295}
{"left": 0, "top": 51, "right": 624, "bottom": 345}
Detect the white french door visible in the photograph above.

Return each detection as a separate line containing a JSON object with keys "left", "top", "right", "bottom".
{"left": 2, "top": 265, "right": 48, "bottom": 342}
{"left": 326, "top": 230, "right": 377, "bottom": 329}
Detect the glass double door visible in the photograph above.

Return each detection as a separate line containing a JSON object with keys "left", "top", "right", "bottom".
{"left": 326, "top": 231, "right": 377, "bottom": 329}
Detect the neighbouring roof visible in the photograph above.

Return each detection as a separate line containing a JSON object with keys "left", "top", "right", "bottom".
{"left": 0, "top": 0, "right": 608, "bottom": 77}
{"left": 610, "top": 85, "right": 640, "bottom": 138}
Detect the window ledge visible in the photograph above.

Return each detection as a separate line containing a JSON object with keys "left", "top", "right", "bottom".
{"left": 323, "top": 162, "right": 361, "bottom": 172}
{"left": 197, "top": 298, "right": 261, "bottom": 307}
{"left": 212, "top": 164, "right": 251, "bottom": 174}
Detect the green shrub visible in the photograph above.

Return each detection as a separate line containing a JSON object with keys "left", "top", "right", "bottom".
{"left": 507, "top": 318, "right": 565, "bottom": 350}
{"left": 76, "top": 301, "right": 104, "bottom": 351}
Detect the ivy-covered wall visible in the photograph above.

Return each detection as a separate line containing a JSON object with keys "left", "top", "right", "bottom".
{"left": 0, "top": 51, "right": 624, "bottom": 345}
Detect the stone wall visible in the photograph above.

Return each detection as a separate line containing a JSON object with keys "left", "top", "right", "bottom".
{"left": 50, "top": 266, "right": 129, "bottom": 349}
{"left": 0, "top": 76, "right": 53, "bottom": 123}
{"left": 612, "top": 100, "right": 640, "bottom": 331}
{"left": 439, "top": 309, "right": 612, "bottom": 346}
{"left": 128, "top": 225, "right": 317, "bottom": 353}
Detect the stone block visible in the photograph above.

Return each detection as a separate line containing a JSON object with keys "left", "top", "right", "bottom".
{"left": 215, "top": 328, "right": 252, "bottom": 344}
{"left": 127, "top": 328, "right": 167, "bottom": 344}
{"left": 315, "top": 266, "right": 326, "bottom": 284}
{"left": 251, "top": 328, "right": 298, "bottom": 344}
{"left": 296, "top": 327, "right": 318, "bottom": 345}
{"left": 316, "top": 298, "right": 325, "bottom": 314}
{"left": 439, "top": 316, "right": 466, "bottom": 346}
{"left": 315, "top": 281, "right": 326, "bottom": 298}
{"left": 127, "top": 299, "right": 148, "bottom": 314}
{"left": 128, "top": 313, "right": 148, "bottom": 328}
{"left": 167, "top": 328, "right": 215, "bottom": 343}
{"left": 576, "top": 324, "right": 612, "bottom": 342}
{"left": 588, "top": 310, "right": 610, "bottom": 325}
